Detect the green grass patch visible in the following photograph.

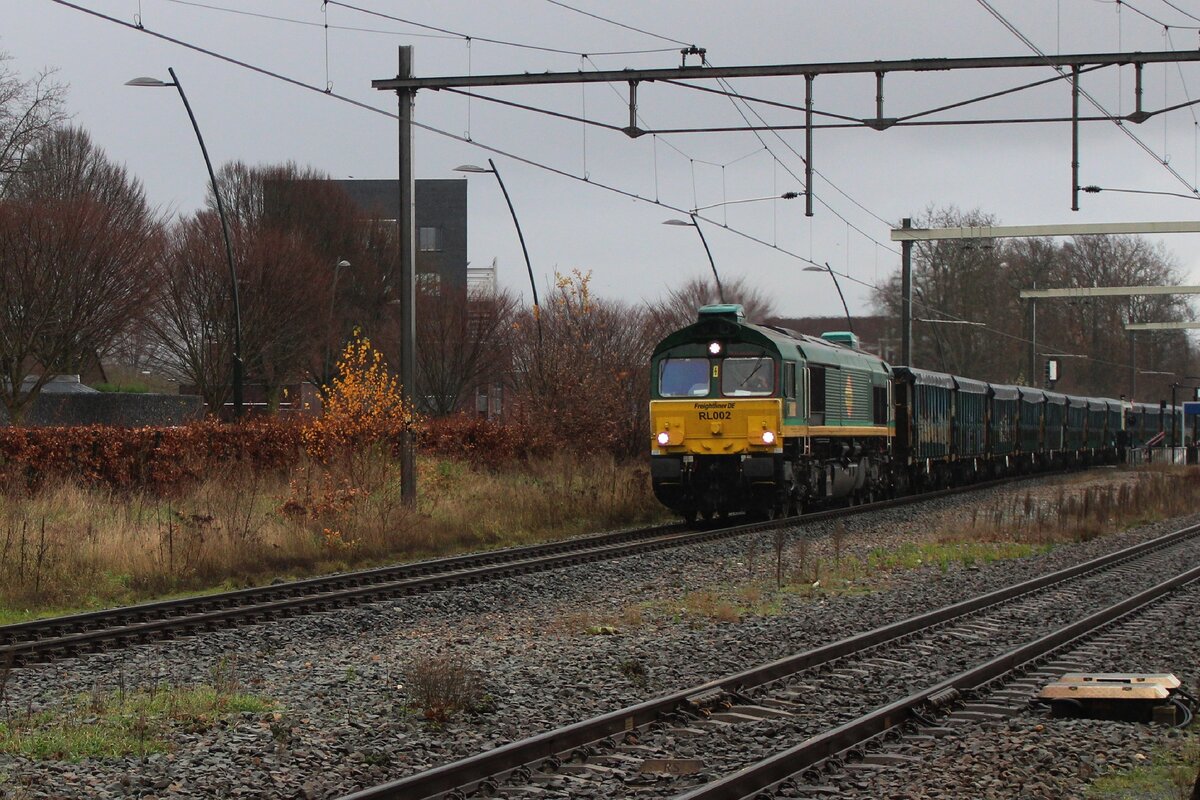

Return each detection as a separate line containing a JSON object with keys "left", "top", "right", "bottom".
{"left": 0, "top": 579, "right": 242, "bottom": 627}
{"left": 1088, "top": 734, "right": 1199, "bottom": 799}
{"left": 0, "top": 685, "right": 273, "bottom": 761}
{"left": 867, "top": 541, "right": 1052, "bottom": 573}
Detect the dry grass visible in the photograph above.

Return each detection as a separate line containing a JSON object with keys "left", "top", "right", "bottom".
{"left": 403, "top": 654, "right": 487, "bottom": 723}
{"left": 0, "top": 452, "right": 666, "bottom": 620}
{"left": 632, "top": 467, "right": 1200, "bottom": 629}
{"left": 547, "top": 603, "right": 646, "bottom": 636}
{"left": 942, "top": 466, "right": 1200, "bottom": 546}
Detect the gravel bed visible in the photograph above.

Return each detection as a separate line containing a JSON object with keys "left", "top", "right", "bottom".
{"left": 821, "top": 580, "right": 1200, "bottom": 800}
{"left": 0, "top": 469, "right": 1195, "bottom": 799}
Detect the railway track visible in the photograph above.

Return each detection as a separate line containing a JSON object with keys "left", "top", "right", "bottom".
{"left": 0, "top": 473, "right": 1052, "bottom": 668}
{"left": 338, "top": 519, "right": 1200, "bottom": 800}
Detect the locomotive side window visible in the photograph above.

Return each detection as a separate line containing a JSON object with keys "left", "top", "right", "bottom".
{"left": 809, "top": 366, "right": 827, "bottom": 413}
{"left": 722, "top": 357, "right": 774, "bottom": 396}
{"left": 659, "top": 358, "right": 711, "bottom": 397}
{"left": 783, "top": 363, "right": 796, "bottom": 399}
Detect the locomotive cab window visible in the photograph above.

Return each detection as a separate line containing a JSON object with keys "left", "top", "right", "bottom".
{"left": 722, "top": 357, "right": 774, "bottom": 396}
{"left": 659, "top": 358, "right": 711, "bottom": 397}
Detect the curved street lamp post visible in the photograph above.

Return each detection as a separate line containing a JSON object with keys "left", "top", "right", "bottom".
{"left": 454, "top": 160, "right": 540, "bottom": 336}
{"left": 803, "top": 263, "right": 854, "bottom": 334}
{"left": 663, "top": 215, "right": 724, "bottom": 303}
{"left": 127, "top": 68, "right": 244, "bottom": 418}
{"left": 663, "top": 192, "right": 799, "bottom": 306}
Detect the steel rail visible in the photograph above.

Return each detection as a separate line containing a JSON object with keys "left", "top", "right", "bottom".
{"left": 0, "top": 472, "right": 1056, "bottom": 667}
{"left": 677, "top": 558, "right": 1200, "bottom": 800}
{"left": 337, "top": 519, "right": 1200, "bottom": 800}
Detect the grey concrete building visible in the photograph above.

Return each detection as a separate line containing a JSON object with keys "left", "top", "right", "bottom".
{"left": 333, "top": 179, "right": 468, "bottom": 293}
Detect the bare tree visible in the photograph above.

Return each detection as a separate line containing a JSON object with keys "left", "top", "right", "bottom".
{"left": 215, "top": 161, "right": 399, "bottom": 394}
{"left": 143, "top": 213, "right": 233, "bottom": 412}
{"left": 645, "top": 275, "right": 777, "bottom": 340}
{"left": 508, "top": 270, "right": 654, "bottom": 455}
{"left": 0, "top": 127, "right": 160, "bottom": 423}
{"left": 0, "top": 52, "right": 67, "bottom": 198}
{"left": 237, "top": 227, "right": 329, "bottom": 408}
{"left": 416, "top": 284, "right": 518, "bottom": 416}
{"left": 872, "top": 205, "right": 1197, "bottom": 395}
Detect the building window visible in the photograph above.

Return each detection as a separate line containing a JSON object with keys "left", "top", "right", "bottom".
{"left": 417, "top": 272, "right": 442, "bottom": 294}
{"left": 418, "top": 226, "right": 443, "bottom": 252}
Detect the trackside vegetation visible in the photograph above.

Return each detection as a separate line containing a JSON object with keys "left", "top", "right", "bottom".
{"left": 0, "top": 333, "right": 664, "bottom": 621}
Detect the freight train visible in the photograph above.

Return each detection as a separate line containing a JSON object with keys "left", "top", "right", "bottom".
{"left": 649, "top": 304, "right": 1174, "bottom": 523}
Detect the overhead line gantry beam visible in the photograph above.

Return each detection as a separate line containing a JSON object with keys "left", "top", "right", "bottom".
{"left": 373, "top": 50, "right": 1200, "bottom": 90}
{"left": 892, "top": 221, "right": 1200, "bottom": 241}
{"left": 1021, "top": 286, "right": 1200, "bottom": 299}
{"left": 1126, "top": 322, "right": 1200, "bottom": 330}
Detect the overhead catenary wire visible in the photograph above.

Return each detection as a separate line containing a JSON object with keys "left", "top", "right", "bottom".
{"left": 1157, "top": 0, "right": 1200, "bottom": 25}
{"left": 977, "top": 0, "right": 1200, "bottom": 197}
{"left": 544, "top": 0, "right": 918, "bottom": 252}
{"left": 325, "top": 0, "right": 680, "bottom": 57}
{"left": 1110, "top": 0, "right": 1200, "bottom": 29}
{"left": 550, "top": 0, "right": 909, "bottom": 268}
{"left": 46, "top": 0, "right": 1165, "bottom": 377}
{"left": 161, "top": 0, "right": 461, "bottom": 38}
{"left": 703, "top": 61, "right": 902, "bottom": 250}
{"left": 541, "top": 0, "right": 695, "bottom": 48}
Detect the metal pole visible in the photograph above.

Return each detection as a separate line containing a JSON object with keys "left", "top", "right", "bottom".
{"left": 1171, "top": 383, "right": 1178, "bottom": 448}
{"left": 900, "top": 217, "right": 912, "bottom": 365}
{"left": 1030, "top": 296, "right": 1037, "bottom": 385}
{"left": 1071, "top": 65, "right": 1080, "bottom": 211}
{"left": 168, "top": 67, "right": 244, "bottom": 418}
{"left": 397, "top": 46, "right": 417, "bottom": 506}
{"left": 486, "top": 158, "right": 540, "bottom": 336}
{"left": 1129, "top": 330, "right": 1137, "bottom": 397}
{"left": 689, "top": 213, "right": 724, "bottom": 303}
{"left": 804, "top": 74, "right": 814, "bottom": 218}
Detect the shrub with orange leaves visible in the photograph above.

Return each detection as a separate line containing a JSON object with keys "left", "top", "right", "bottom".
{"left": 303, "top": 330, "right": 418, "bottom": 463}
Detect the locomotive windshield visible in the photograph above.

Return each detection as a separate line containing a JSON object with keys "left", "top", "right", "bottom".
{"left": 722, "top": 357, "right": 774, "bottom": 396}
{"left": 659, "top": 358, "right": 711, "bottom": 397}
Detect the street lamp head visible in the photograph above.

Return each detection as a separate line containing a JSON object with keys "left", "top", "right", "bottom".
{"left": 454, "top": 164, "right": 493, "bottom": 174}
{"left": 125, "top": 76, "right": 175, "bottom": 88}
{"left": 802, "top": 265, "right": 827, "bottom": 273}
{"left": 336, "top": 260, "right": 351, "bottom": 269}
{"left": 662, "top": 218, "right": 695, "bottom": 227}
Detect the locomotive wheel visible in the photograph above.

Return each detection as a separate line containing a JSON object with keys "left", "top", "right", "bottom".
{"left": 786, "top": 494, "right": 801, "bottom": 517}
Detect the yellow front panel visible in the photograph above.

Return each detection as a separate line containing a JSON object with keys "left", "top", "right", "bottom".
{"left": 650, "top": 399, "right": 783, "bottom": 455}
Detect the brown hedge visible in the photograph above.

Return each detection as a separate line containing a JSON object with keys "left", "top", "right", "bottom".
{"left": 0, "top": 415, "right": 563, "bottom": 495}
{"left": 0, "top": 419, "right": 306, "bottom": 494}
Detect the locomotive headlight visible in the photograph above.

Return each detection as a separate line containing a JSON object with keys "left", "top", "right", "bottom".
{"left": 707, "top": 341, "right": 723, "bottom": 356}
{"left": 761, "top": 430, "right": 776, "bottom": 445}
{"left": 656, "top": 431, "right": 671, "bottom": 446}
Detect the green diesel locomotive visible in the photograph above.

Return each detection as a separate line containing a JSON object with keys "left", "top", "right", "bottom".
{"left": 649, "top": 304, "right": 894, "bottom": 522}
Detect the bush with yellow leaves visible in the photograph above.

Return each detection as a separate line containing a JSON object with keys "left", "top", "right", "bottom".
{"left": 303, "top": 330, "right": 417, "bottom": 478}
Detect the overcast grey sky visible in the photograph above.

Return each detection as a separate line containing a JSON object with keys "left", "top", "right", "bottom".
{"left": 7, "top": 1, "right": 1200, "bottom": 318}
